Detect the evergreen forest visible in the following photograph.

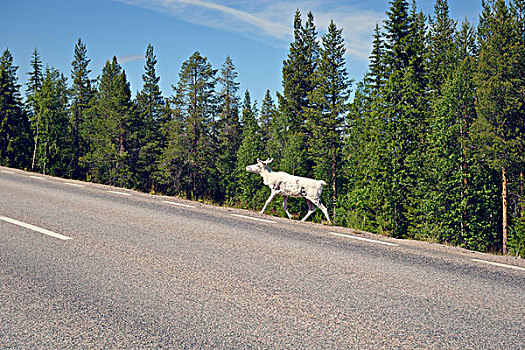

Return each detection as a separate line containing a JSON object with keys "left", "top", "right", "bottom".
{"left": 1, "top": 0, "right": 524, "bottom": 256}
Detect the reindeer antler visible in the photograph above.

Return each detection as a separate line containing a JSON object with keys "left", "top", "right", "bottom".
{"left": 257, "top": 157, "right": 274, "bottom": 165}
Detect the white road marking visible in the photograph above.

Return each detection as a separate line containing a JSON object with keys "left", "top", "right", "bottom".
{"left": 64, "top": 182, "right": 85, "bottom": 188}
{"left": 107, "top": 190, "right": 132, "bottom": 196}
{"left": 0, "top": 215, "right": 72, "bottom": 241}
{"left": 1, "top": 170, "right": 14, "bottom": 174}
{"left": 30, "top": 175, "right": 45, "bottom": 180}
{"left": 328, "top": 231, "right": 399, "bottom": 246}
{"left": 472, "top": 259, "right": 525, "bottom": 271}
{"left": 231, "top": 214, "right": 276, "bottom": 223}
{"left": 161, "top": 200, "right": 195, "bottom": 208}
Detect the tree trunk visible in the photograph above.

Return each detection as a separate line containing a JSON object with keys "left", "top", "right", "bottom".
{"left": 73, "top": 107, "right": 80, "bottom": 179}
{"left": 332, "top": 149, "right": 337, "bottom": 223}
{"left": 520, "top": 170, "right": 525, "bottom": 217}
{"left": 31, "top": 122, "right": 39, "bottom": 171}
{"left": 460, "top": 111, "right": 468, "bottom": 240}
{"left": 502, "top": 166, "right": 508, "bottom": 254}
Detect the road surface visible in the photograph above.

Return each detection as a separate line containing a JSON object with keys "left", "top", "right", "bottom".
{"left": 1, "top": 166, "right": 524, "bottom": 349}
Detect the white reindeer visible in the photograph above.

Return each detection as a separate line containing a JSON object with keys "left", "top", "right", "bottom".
{"left": 246, "top": 158, "right": 331, "bottom": 224}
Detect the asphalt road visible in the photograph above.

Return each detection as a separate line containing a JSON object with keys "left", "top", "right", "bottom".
{"left": 1, "top": 166, "right": 524, "bottom": 349}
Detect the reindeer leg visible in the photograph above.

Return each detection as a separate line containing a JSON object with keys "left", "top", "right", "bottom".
{"left": 314, "top": 200, "right": 332, "bottom": 225}
{"left": 283, "top": 195, "right": 293, "bottom": 219}
{"left": 260, "top": 190, "right": 278, "bottom": 214}
{"left": 301, "top": 199, "right": 316, "bottom": 222}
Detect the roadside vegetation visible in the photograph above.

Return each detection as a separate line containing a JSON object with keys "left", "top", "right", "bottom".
{"left": 1, "top": 0, "right": 524, "bottom": 256}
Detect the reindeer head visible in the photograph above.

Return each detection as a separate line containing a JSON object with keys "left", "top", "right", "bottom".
{"left": 246, "top": 158, "right": 273, "bottom": 174}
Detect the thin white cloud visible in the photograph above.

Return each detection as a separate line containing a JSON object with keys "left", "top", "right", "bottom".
{"left": 173, "top": 0, "right": 290, "bottom": 39}
{"left": 115, "top": 0, "right": 384, "bottom": 62}
{"left": 117, "top": 54, "right": 145, "bottom": 64}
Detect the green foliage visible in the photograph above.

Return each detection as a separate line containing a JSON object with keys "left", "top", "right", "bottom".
{"left": 215, "top": 56, "right": 241, "bottom": 202}
{"left": 427, "top": 0, "right": 457, "bottom": 97}
{"left": 509, "top": 217, "right": 525, "bottom": 257}
{"left": 82, "top": 57, "right": 135, "bottom": 187}
{"left": 26, "top": 47, "right": 43, "bottom": 171}
{"left": 0, "top": 48, "right": 31, "bottom": 168}
{"left": 259, "top": 90, "right": 279, "bottom": 158}
{"left": 70, "top": 38, "right": 94, "bottom": 179}
{"left": 364, "top": 24, "right": 386, "bottom": 95}
{"left": 2, "top": 1, "right": 525, "bottom": 257}
{"left": 32, "top": 67, "right": 71, "bottom": 176}
{"left": 281, "top": 10, "right": 320, "bottom": 178}
{"left": 235, "top": 91, "right": 263, "bottom": 207}
{"left": 473, "top": 0, "right": 524, "bottom": 253}
{"left": 157, "top": 51, "right": 217, "bottom": 199}
{"left": 135, "top": 43, "right": 166, "bottom": 193}
{"left": 306, "top": 20, "right": 351, "bottom": 222}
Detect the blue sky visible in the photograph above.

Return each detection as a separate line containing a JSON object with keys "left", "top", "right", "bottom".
{"left": 2, "top": 0, "right": 482, "bottom": 104}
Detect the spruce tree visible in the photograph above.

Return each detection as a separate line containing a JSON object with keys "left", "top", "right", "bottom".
{"left": 282, "top": 10, "right": 308, "bottom": 130}
{"left": 32, "top": 67, "right": 70, "bottom": 176}
{"left": 135, "top": 43, "right": 165, "bottom": 193}
{"left": 281, "top": 10, "right": 319, "bottom": 177}
{"left": 84, "top": 57, "right": 134, "bottom": 186}
{"left": 0, "top": 48, "right": 31, "bottom": 168}
{"left": 302, "top": 11, "right": 321, "bottom": 115}
{"left": 401, "top": 5, "right": 430, "bottom": 236}
{"left": 427, "top": 0, "right": 457, "bottom": 97}
{"left": 27, "top": 48, "right": 43, "bottom": 96}
{"left": 473, "top": 0, "right": 522, "bottom": 253}
{"left": 259, "top": 90, "right": 280, "bottom": 160}
{"left": 215, "top": 55, "right": 241, "bottom": 202}
{"left": 384, "top": 0, "right": 411, "bottom": 74}
{"left": 307, "top": 20, "right": 351, "bottom": 222}
{"left": 428, "top": 20, "right": 480, "bottom": 246}
{"left": 382, "top": 0, "right": 413, "bottom": 237}
{"left": 26, "top": 47, "right": 43, "bottom": 171}
{"left": 364, "top": 24, "right": 386, "bottom": 96}
{"left": 235, "top": 91, "right": 262, "bottom": 207}
{"left": 70, "top": 38, "right": 94, "bottom": 179}
{"left": 509, "top": 0, "right": 525, "bottom": 256}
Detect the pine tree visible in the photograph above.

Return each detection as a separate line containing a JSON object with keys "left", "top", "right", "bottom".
{"left": 158, "top": 51, "right": 217, "bottom": 199}
{"left": 70, "top": 38, "right": 94, "bottom": 179}
{"left": 0, "top": 48, "right": 31, "bottom": 168}
{"left": 135, "top": 43, "right": 166, "bottom": 193}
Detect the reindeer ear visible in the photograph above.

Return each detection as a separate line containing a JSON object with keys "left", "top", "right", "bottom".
{"left": 257, "top": 158, "right": 262, "bottom": 163}
{"left": 266, "top": 158, "right": 273, "bottom": 164}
